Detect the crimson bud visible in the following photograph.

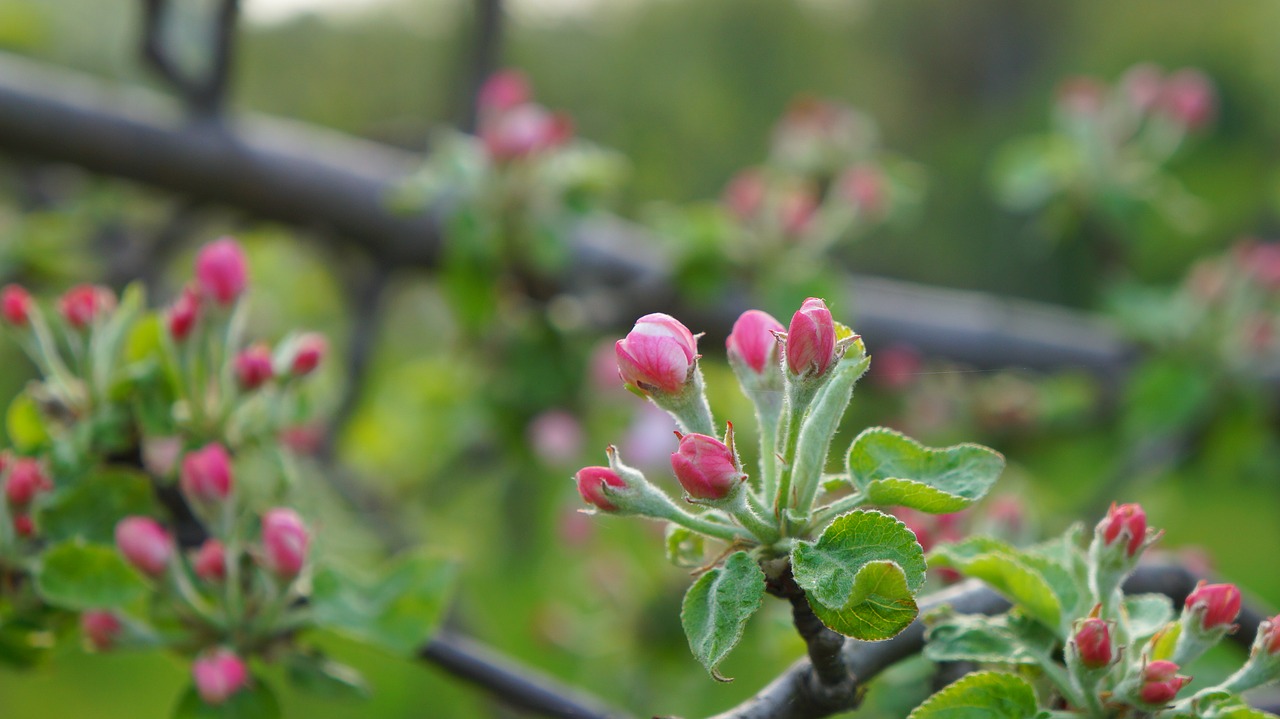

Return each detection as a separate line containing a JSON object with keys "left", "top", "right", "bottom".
{"left": 615, "top": 313, "right": 698, "bottom": 395}
{"left": 671, "top": 431, "right": 743, "bottom": 501}
{"left": 81, "top": 611, "right": 123, "bottom": 651}
{"left": 4, "top": 458, "right": 51, "bottom": 507}
{"left": 574, "top": 466, "right": 626, "bottom": 512}
{"left": 167, "top": 286, "right": 201, "bottom": 341}
{"left": 193, "top": 539, "right": 227, "bottom": 583}
{"left": 726, "top": 310, "right": 784, "bottom": 375}
{"left": 261, "top": 508, "right": 309, "bottom": 578}
{"left": 1074, "top": 618, "right": 1113, "bottom": 669}
{"left": 1139, "top": 660, "right": 1191, "bottom": 706}
{"left": 58, "top": 284, "right": 115, "bottom": 329}
{"left": 195, "top": 238, "right": 248, "bottom": 306}
{"left": 786, "top": 298, "right": 836, "bottom": 378}
{"left": 234, "top": 344, "right": 274, "bottom": 390}
{"left": 181, "top": 443, "right": 234, "bottom": 503}
{"left": 290, "top": 333, "right": 327, "bottom": 377}
{"left": 115, "top": 516, "right": 174, "bottom": 577}
{"left": 1100, "top": 502, "right": 1147, "bottom": 557}
{"left": 193, "top": 648, "right": 249, "bottom": 706}
{"left": 1185, "top": 581, "right": 1242, "bottom": 632}
{"left": 1, "top": 285, "right": 32, "bottom": 326}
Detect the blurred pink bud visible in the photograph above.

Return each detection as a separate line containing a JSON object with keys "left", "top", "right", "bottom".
{"left": 839, "top": 164, "right": 887, "bottom": 217}
{"left": 574, "top": 466, "right": 627, "bottom": 512}
{"left": 528, "top": 410, "right": 584, "bottom": 465}
{"left": 722, "top": 169, "right": 767, "bottom": 221}
{"left": 779, "top": 186, "right": 818, "bottom": 237}
{"left": 671, "top": 431, "right": 743, "bottom": 500}
{"left": 1140, "top": 660, "right": 1191, "bottom": 705}
{"left": 142, "top": 436, "right": 183, "bottom": 477}
{"left": 558, "top": 507, "right": 596, "bottom": 547}
{"left": 13, "top": 513, "right": 34, "bottom": 538}
{"left": 193, "top": 648, "right": 249, "bottom": 706}
{"left": 1100, "top": 502, "right": 1147, "bottom": 557}
{"left": 872, "top": 343, "right": 922, "bottom": 390}
{"left": 1262, "top": 616, "right": 1280, "bottom": 655}
{"left": 195, "top": 238, "right": 248, "bottom": 306}
{"left": 193, "top": 539, "right": 227, "bottom": 583}
{"left": 5, "top": 458, "right": 51, "bottom": 507}
{"left": 727, "top": 310, "right": 784, "bottom": 375}
{"left": 234, "top": 344, "right": 275, "bottom": 390}
{"left": 278, "top": 423, "right": 326, "bottom": 455}
{"left": 167, "top": 286, "right": 202, "bottom": 341}
{"left": 623, "top": 403, "right": 678, "bottom": 468}
{"left": 1185, "top": 581, "right": 1241, "bottom": 631}
{"left": 1121, "top": 63, "right": 1164, "bottom": 113}
{"left": 181, "top": 443, "right": 233, "bottom": 503}
{"left": 786, "top": 298, "right": 836, "bottom": 378}
{"left": 1158, "top": 69, "right": 1216, "bottom": 130}
{"left": 1074, "top": 618, "right": 1113, "bottom": 669}
{"left": 58, "top": 284, "right": 115, "bottom": 329}
{"left": 1185, "top": 258, "right": 1228, "bottom": 302}
{"left": 986, "top": 496, "right": 1026, "bottom": 536}
{"left": 115, "top": 516, "right": 174, "bottom": 577}
{"left": 1, "top": 285, "right": 32, "bottom": 326}
{"left": 1235, "top": 241, "right": 1280, "bottom": 291}
{"left": 290, "top": 333, "right": 327, "bottom": 377}
{"left": 615, "top": 313, "right": 698, "bottom": 394}
{"left": 478, "top": 69, "right": 532, "bottom": 116}
{"left": 82, "top": 610, "right": 123, "bottom": 651}
{"left": 261, "top": 508, "right": 309, "bottom": 578}
{"left": 481, "top": 105, "right": 573, "bottom": 161}
{"left": 1057, "top": 76, "right": 1106, "bottom": 117}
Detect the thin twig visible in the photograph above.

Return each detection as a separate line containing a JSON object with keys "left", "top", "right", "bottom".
{"left": 458, "top": 0, "right": 505, "bottom": 133}
{"left": 139, "top": 0, "right": 240, "bottom": 117}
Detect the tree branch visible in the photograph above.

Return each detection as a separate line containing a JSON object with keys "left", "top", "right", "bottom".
{"left": 139, "top": 0, "right": 241, "bottom": 117}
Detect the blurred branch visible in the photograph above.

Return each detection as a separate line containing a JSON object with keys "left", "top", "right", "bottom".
{"left": 0, "top": 52, "right": 1135, "bottom": 379}
{"left": 702, "top": 561, "right": 1271, "bottom": 719}
{"left": 140, "top": 0, "right": 241, "bottom": 117}
{"left": 458, "top": 0, "right": 505, "bottom": 132}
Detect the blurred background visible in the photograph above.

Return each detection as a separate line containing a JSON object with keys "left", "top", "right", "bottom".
{"left": 1, "top": 0, "right": 1279, "bottom": 716}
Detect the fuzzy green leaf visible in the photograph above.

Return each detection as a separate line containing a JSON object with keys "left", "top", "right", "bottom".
{"left": 792, "top": 510, "right": 926, "bottom": 640}
{"left": 924, "top": 613, "right": 1055, "bottom": 665}
{"left": 930, "top": 538, "right": 1062, "bottom": 631}
{"left": 34, "top": 541, "right": 147, "bottom": 611}
{"left": 172, "top": 678, "right": 281, "bottom": 719}
{"left": 907, "top": 671, "right": 1039, "bottom": 719}
{"left": 311, "top": 552, "right": 456, "bottom": 658}
{"left": 848, "top": 428, "right": 1004, "bottom": 514}
{"left": 284, "top": 653, "right": 370, "bottom": 701}
{"left": 1124, "top": 594, "right": 1174, "bottom": 641}
{"left": 40, "top": 469, "right": 158, "bottom": 544}
{"left": 680, "top": 551, "right": 765, "bottom": 681}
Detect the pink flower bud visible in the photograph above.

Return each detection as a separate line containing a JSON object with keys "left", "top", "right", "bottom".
{"left": 195, "top": 238, "right": 248, "bottom": 306}
{"left": 1139, "top": 660, "right": 1191, "bottom": 706}
{"left": 1185, "top": 581, "right": 1241, "bottom": 631}
{"left": 615, "top": 313, "right": 698, "bottom": 394}
{"left": 1121, "top": 63, "right": 1164, "bottom": 113}
{"left": 180, "top": 443, "right": 233, "bottom": 503}
{"left": 779, "top": 186, "right": 818, "bottom": 237}
{"left": 115, "top": 516, "right": 174, "bottom": 577}
{"left": 1261, "top": 615, "right": 1280, "bottom": 655}
{"left": 1, "top": 284, "right": 32, "bottom": 326}
{"left": 167, "top": 286, "right": 201, "bottom": 341}
{"left": 290, "top": 333, "right": 327, "bottom": 377}
{"left": 193, "top": 539, "right": 227, "bottom": 582}
{"left": 58, "top": 284, "right": 115, "bottom": 329}
{"left": 192, "top": 648, "right": 249, "bottom": 706}
{"left": 13, "top": 513, "right": 34, "bottom": 538}
{"left": 722, "top": 169, "right": 767, "bottom": 221}
{"left": 481, "top": 105, "right": 574, "bottom": 161}
{"left": 727, "top": 310, "right": 784, "bottom": 375}
{"left": 574, "top": 466, "right": 627, "bottom": 512}
{"left": 1158, "top": 69, "right": 1216, "bottom": 131}
{"left": 234, "top": 344, "right": 275, "bottom": 390}
{"left": 528, "top": 410, "right": 584, "bottom": 465}
{"left": 1057, "top": 76, "right": 1106, "bottom": 117}
{"left": 671, "top": 431, "right": 743, "bottom": 501}
{"left": 871, "top": 343, "right": 922, "bottom": 390}
{"left": 839, "top": 164, "right": 887, "bottom": 218}
{"left": 478, "top": 69, "right": 531, "bottom": 116}
{"left": 786, "top": 298, "right": 836, "bottom": 378}
{"left": 1100, "top": 502, "right": 1147, "bottom": 557}
{"left": 1074, "top": 618, "right": 1113, "bottom": 669}
{"left": 81, "top": 610, "right": 123, "bottom": 651}
{"left": 261, "top": 508, "right": 309, "bottom": 578}
{"left": 1235, "top": 241, "right": 1280, "bottom": 291}
{"left": 5, "top": 458, "right": 51, "bottom": 507}
{"left": 278, "top": 423, "right": 326, "bottom": 455}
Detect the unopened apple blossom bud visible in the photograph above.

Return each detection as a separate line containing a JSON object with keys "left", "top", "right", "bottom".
{"left": 290, "top": 333, "right": 327, "bottom": 377}
{"left": 528, "top": 410, "right": 584, "bottom": 465}
{"left": 195, "top": 238, "right": 248, "bottom": 306}
{"left": 574, "top": 466, "right": 627, "bottom": 512}
{"left": 670, "top": 432, "right": 744, "bottom": 501}
{"left": 193, "top": 539, "right": 227, "bottom": 583}
{"left": 722, "top": 169, "right": 766, "bottom": 221}
{"left": 13, "top": 513, "right": 34, "bottom": 538}
{"left": 1121, "top": 63, "right": 1164, "bottom": 113}
{"left": 779, "top": 185, "right": 817, "bottom": 237}
{"left": 181, "top": 443, "right": 233, "bottom": 503}
{"left": 193, "top": 648, "right": 250, "bottom": 706}
{"left": 786, "top": 298, "right": 836, "bottom": 378}
{"left": 1, "top": 285, "right": 32, "bottom": 326}
{"left": 481, "top": 105, "right": 573, "bottom": 161}
{"left": 1100, "top": 502, "right": 1147, "bottom": 557}
{"left": 1185, "top": 581, "right": 1241, "bottom": 632}
{"left": 1139, "top": 660, "right": 1191, "bottom": 706}
{"left": 1057, "top": 76, "right": 1106, "bottom": 117}
{"left": 234, "top": 344, "right": 274, "bottom": 390}
{"left": 1074, "top": 618, "right": 1113, "bottom": 669}
{"left": 167, "top": 286, "right": 201, "bottom": 341}
{"left": 1262, "top": 616, "right": 1280, "bottom": 656}
{"left": 261, "top": 508, "right": 309, "bottom": 578}
{"left": 58, "top": 284, "right": 115, "bottom": 329}
{"left": 478, "top": 69, "right": 531, "bottom": 116}
{"left": 115, "top": 516, "right": 174, "bottom": 577}
{"left": 1158, "top": 69, "right": 1216, "bottom": 131}
{"left": 81, "top": 610, "right": 123, "bottom": 651}
{"left": 615, "top": 313, "right": 698, "bottom": 395}
{"left": 727, "top": 310, "right": 784, "bottom": 376}
{"left": 5, "top": 458, "right": 51, "bottom": 507}
{"left": 839, "top": 164, "right": 887, "bottom": 218}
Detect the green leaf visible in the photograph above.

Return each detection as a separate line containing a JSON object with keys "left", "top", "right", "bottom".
{"left": 930, "top": 538, "right": 1062, "bottom": 631}
{"left": 924, "top": 613, "right": 1055, "bottom": 665}
{"left": 1124, "top": 594, "right": 1174, "bottom": 641}
{"left": 311, "top": 552, "right": 456, "bottom": 658}
{"left": 1193, "top": 691, "right": 1280, "bottom": 719}
{"left": 792, "top": 510, "right": 926, "bottom": 640}
{"left": 7, "top": 393, "right": 50, "bottom": 451}
{"left": 848, "top": 428, "right": 1004, "bottom": 513}
{"left": 680, "top": 551, "right": 765, "bottom": 682}
{"left": 172, "top": 678, "right": 281, "bottom": 719}
{"left": 39, "top": 469, "right": 158, "bottom": 544}
{"left": 908, "top": 671, "right": 1039, "bottom": 719}
{"left": 284, "top": 652, "right": 370, "bottom": 701}
{"left": 34, "top": 541, "right": 147, "bottom": 611}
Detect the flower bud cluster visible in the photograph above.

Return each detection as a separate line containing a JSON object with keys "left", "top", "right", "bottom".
{"left": 476, "top": 70, "right": 573, "bottom": 163}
